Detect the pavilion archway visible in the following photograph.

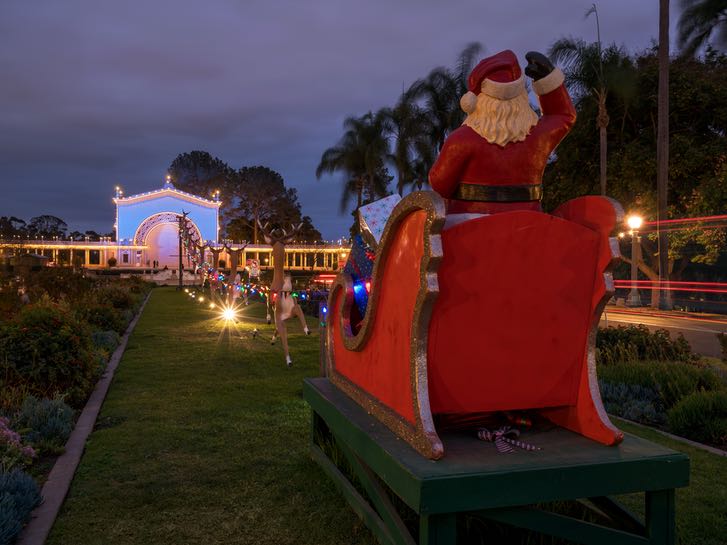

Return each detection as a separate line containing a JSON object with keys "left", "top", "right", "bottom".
{"left": 134, "top": 212, "right": 203, "bottom": 268}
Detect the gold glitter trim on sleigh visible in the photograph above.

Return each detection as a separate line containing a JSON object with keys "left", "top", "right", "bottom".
{"left": 324, "top": 191, "right": 446, "bottom": 459}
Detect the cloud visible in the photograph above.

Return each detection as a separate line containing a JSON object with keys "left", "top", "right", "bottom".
{"left": 0, "top": 0, "right": 672, "bottom": 237}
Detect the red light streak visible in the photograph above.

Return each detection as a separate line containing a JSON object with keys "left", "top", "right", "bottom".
{"left": 613, "top": 280, "right": 727, "bottom": 287}
{"left": 613, "top": 283, "right": 727, "bottom": 294}
{"left": 638, "top": 225, "right": 725, "bottom": 234}
{"left": 644, "top": 214, "right": 727, "bottom": 226}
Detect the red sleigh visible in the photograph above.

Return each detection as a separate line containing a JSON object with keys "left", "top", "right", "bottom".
{"left": 323, "top": 191, "right": 624, "bottom": 459}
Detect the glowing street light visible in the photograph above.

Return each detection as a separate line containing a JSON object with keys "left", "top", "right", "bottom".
{"left": 626, "top": 214, "right": 643, "bottom": 307}
{"left": 626, "top": 214, "right": 643, "bottom": 231}
{"left": 222, "top": 307, "right": 236, "bottom": 321}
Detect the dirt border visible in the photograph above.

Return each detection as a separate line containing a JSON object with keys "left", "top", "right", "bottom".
{"left": 17, "top": 290, "right": 153, "bottom": 545}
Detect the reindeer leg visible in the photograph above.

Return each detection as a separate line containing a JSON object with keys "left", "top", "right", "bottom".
{"left": 277, "top": 314, "right": 292, "bottom": 367}
{"left": 269, "top": 304, "right": 277, "bottom": 344}
{"left": 293, "top": 303, "right": 310, "bottom": 335}
{"left": 270, "top": 319, "right": 278, "bottom": 345}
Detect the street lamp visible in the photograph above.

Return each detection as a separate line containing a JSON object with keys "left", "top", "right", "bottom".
{"left": 626, "top": 214, "right": 643, "bottom": 307}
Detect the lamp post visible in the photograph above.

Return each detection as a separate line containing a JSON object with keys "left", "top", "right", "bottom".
{"left": 626, "top": 214, "right": 643, "bottom": 307}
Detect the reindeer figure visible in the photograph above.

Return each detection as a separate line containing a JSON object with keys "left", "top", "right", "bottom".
{"left": 223, "top": 241, "right": 249, "bottom": 278}
{"left": 223, "top": 241, "right": 249, "bottom": 304}
{"left": 259, "top": 221, "right": 310, "bottom": 366}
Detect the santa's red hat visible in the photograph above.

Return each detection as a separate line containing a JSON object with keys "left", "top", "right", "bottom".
{"left": 460, "top": 49, "right": 525, "bottom": 114}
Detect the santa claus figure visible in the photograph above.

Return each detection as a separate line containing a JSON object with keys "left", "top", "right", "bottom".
{"left": 429, "top": 50, "right": 575, "bottom": 216}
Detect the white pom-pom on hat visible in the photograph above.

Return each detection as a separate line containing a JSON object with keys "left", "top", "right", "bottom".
{"left": 460, "top": 91, "right": 478, "bottom": 114}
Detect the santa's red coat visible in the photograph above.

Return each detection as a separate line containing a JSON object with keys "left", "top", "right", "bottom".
{"left": 429, "top": 84, "right": 576, "bottom": 214}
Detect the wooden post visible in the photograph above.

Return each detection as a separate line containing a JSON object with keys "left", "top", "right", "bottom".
{"left": 177, "top": 213, "right": 185, "bottom": 290}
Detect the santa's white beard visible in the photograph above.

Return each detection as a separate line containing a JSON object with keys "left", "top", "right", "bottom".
{"left": 463, "top": 91, "right": 539, "bottom": 147}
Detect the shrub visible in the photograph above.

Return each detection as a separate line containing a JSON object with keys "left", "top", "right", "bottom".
{"left": 599, "top": 381, "right": 665, "bottom": 425}
{"left": 0, "top": 385, "right": 31, "bottom": 415}
{"left": 0, "top": 493, "right": 21, "bottom": 545}
{"left": 121, "top": 308, "right": 134, "bottom": 326}
{"left": 23, "top": 268, "right": 94, "bottom": 303}
{"left": 0, "top": 417, "right": 35, "bottom": 471}
{"left": 598, "top": 360, "right": 722, "bottom": 410}
{"left": 0, "top": 297, "right": 95, "bottom": 407}
{"left": 597, "top": 324, "right": 695, "bottom": 366}
{"left": 0, "top": 468, "right": 42, "bottom": 544}
{"left": 0, "top": 288, "right": 22, "bottom": 322}
{"left": 75, "top": 299, "right": 126, "bottom": 333}
{"left": 91, "top": 330, "right": 121, "bottom": 355}
{"left": 107, "top": 257, "right": 117, "bottom": 267}
{"left": 95, "top": 284, "right": 135, "bottom": 311}
{"left": 121, "top": 275, "right": 151, "bottom": 295}
{"left": 13, "top": 396, "right": 74, "bottom": 451}
{"left": 667, "top": 390, "right": 727, "bottom": 446}
{"left": 717, "top": 332, "right": 727, "bottom": 364}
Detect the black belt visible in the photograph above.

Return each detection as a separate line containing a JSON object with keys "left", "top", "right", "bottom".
{"left": 453, "top": 183, "right": 543, "bottom": 203}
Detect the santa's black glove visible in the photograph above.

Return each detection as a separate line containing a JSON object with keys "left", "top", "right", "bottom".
{"left": 525, "top": 51, "right": 555, "bottom": 81}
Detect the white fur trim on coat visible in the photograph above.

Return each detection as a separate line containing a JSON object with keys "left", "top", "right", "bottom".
{"left": 460, "top": 91, "right": 478, "bottom": 113}
{"left": 532, "top": 68, "right": 565, "bottom": 96}
{"left": 481, "top": 75, "right": 525, "bottom": 100}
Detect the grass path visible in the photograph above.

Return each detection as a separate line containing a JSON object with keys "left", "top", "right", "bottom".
{"left": 48, "top": 287, "right": 375, "bottom": 545}
{"left": 48, "top": 287, "right": 726, "bottom": 544}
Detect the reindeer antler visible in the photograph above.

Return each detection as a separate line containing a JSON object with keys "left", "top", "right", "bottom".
{"left": 257, "top": 221, "right": 304, "bottom": 245}
{"left": 223, "top": 241, "right": 249, "bottom": 253}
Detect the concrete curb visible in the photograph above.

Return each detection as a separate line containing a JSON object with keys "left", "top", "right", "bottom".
{"left": 17, "top": 290, "right": 153, "bottom": 545}
{"left": 612, "top": 415, "right": 727, "bottom": 457}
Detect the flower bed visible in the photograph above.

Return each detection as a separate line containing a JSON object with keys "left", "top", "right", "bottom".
{"left": 597, "top": 325, "right": 727, "bottom": 449}
{"left": 0, "top": 269, "right": 152, "bottom": 542}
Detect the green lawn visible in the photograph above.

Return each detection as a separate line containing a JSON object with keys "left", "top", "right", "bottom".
{"left": 612, "top": 418, "right": 727, "bottom": 545}
{"left": 48, "top": 287, "right": 726, "bottom": 544}
{"left": 49, "top": 287, "right": 376, "bottom": 545}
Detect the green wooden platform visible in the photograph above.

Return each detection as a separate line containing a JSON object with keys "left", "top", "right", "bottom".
{"left": 304, "top": 377, "right": 690, "bottom": 545}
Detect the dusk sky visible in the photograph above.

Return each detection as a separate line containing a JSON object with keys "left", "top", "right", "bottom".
{"left": 1, "top": 1, "right": 679, "bottom": 239}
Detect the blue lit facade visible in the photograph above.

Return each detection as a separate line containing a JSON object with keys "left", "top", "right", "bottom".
{"left": 113, "top": 180, "right": 220, "bottom": 266}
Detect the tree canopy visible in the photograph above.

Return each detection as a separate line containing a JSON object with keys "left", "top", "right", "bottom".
{"left": 26, "top": 215, "right": 68, "bottom": 238}
{"left": 168, "top": 151, "right": 233, "bottom": 200}
{"left": 677, "top": 0, "right": 727, "bottom": 56}
{"left": 544, "top": 46, "right": 727, "bottom": 289}
{"left": 225, "top": 166, "right": 321, "bottom": 244}
{"left": 316, "top": 111, "right": 393, "bottom": 212}
{"left": 167, "top": 154, "right": 322, "bottom": 244}
{"left": 0, "top": 217, "right": 27, "bottom": 238}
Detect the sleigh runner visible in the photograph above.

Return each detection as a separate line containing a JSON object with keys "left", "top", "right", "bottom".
{"left": 323, "top": 190, "right": 625, "bottom": 459}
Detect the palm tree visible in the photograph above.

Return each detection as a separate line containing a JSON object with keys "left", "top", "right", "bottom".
{"left": 549, "top": 38, "right": 635, "bottom": 196}
{"left": 677, "top": 0, "right": 727, "bottom": 56}
{"left": 316, "top": 111, "right": 391, "bottom": 212}
{"left": 406, "top": 42, "right": 483, "bottom": 153}
{"left": 657, "top": 0, "right": 672, "bottom": 308}
{"left": 379, "top": 97, "right": 434, "bottom": 195}
{"left": 408, "top": 136, "right": 437, "bottom": 191}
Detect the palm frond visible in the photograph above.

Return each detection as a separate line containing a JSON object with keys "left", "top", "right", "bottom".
{"left": 677, "top": 0, "right": 727, "bottom": 55}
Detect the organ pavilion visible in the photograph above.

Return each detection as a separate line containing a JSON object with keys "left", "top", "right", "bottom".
{"left": 114, "top": 176, "right": 220, "bottom": 267}
{"left": 1, "top": 176, "right": 347, "bottom": 274}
